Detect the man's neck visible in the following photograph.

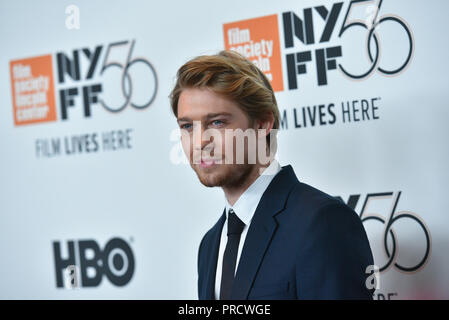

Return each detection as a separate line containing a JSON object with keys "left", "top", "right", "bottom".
{"left": 222, "top": 162, "right": 270, "bottom": 206}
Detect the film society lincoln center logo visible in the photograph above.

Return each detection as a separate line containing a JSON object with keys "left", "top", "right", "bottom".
{"left": 10, "top": 55, "right": 57, "bottom": 126}
{"left": 224, "top": 14, "right": 284, "bottom": 92}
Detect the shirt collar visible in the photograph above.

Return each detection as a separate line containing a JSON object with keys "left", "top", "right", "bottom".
{"left": 224, "top": 159, "right": 282, "bottom": 225}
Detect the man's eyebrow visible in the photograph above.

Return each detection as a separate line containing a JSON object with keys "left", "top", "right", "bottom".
{"left": 177, "top": 112, "right": 232, "bottom": 123}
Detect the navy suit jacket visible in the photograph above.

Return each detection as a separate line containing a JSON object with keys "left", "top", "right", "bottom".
{"left": 197, "top": 164, "right": 375, "bottom": 300}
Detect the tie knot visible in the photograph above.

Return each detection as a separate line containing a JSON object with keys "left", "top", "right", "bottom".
{"left": 227, "top": 209, "right": 245, "bottom": 235}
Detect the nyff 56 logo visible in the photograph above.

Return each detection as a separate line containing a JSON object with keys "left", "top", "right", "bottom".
{"left": 10, "top": 40, "right": 158, "bottom": 126}
{"left": 223, "top": 0, "right": 414, "bottom": 91}
{"left": 337, "top": 191, "right": 431, "bottom": 274}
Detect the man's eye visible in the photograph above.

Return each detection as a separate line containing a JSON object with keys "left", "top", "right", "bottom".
{"left": 180, "top": 123, "right": 192, "bottom": 130}
{"left": 211, "top": 120, "right": 224, "bottom": 126}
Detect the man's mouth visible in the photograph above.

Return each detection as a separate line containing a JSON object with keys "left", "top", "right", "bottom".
{"left": 200, "top": 158, "right": 217, "bottom": 168}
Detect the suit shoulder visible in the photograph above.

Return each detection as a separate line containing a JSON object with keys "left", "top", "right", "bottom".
{"left": 200, "top": 225, "right": 215, "bottom": 246}
{"left": 288, "top": 181, "right": 344, "bottom": 212}
{"left": 286, "top": 182, "right": 366, "bottom": 241}
{"left": 282, "top": 181, "right": 363, "bottom": 229}
{"left": 199, "top": 214, "right": 225, "bottom": 248}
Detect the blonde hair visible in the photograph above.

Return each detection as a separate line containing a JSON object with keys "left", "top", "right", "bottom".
{"left": 169, "top": 50, "right": 280, "bottom": 148}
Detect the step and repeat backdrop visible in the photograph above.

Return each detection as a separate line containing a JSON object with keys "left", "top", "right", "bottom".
{"left": 0, "top": 0, "right": 448, "bottom": 299}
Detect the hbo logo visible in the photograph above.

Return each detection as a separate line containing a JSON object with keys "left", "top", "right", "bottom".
{"left": 53, "top": 237, "right": 134, "bottom": 288}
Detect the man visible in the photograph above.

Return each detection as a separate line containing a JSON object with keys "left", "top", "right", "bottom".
{"left": 170, "top": 50, "right": 375, "bottom": 300}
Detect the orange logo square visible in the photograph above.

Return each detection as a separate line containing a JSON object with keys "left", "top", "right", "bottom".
{"left": 223, "top": 14, "right": 284, "bottom": 92}
{"left": 10, "top": 54, "right": 57, "bottom": 126}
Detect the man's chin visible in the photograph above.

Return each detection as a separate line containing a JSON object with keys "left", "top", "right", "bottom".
{"left": 196, "top": 172, "right": 224, "bottom": 187}
{"left": 192, "top": 164, "right": 226, "bottom": 187}
{"left": 192, "top": 163, "right": 254, "bottom": 188}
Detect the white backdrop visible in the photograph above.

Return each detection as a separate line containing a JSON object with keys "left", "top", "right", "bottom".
{"left": 0, "top": 0, "right": 448, "bottom": 299}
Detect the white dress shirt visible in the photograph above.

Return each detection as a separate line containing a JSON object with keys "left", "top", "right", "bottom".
{"left": 214, "top": 159, "right": 282, "bottom": 299}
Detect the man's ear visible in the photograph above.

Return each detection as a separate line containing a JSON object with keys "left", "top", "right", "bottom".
{"left": 257, "top": 112, "right": 275, "bottom": 136}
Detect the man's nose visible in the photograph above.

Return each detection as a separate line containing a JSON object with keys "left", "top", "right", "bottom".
{"left": 192, "top": 123, "right": 212, "bottom": 151}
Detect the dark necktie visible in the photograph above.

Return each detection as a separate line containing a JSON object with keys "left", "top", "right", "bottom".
{"left": 219, "top": 208, "right": 245, "bottom": 300}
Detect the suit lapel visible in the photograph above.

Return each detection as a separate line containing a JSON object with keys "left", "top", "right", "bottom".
{"left": 230, "top": 165, "right": 299, "bottom": 299}
{"left": 202, "top": 209, "right": 226, "bottom": 300}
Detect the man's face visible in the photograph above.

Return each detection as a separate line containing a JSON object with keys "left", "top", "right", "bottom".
{"left": 177, "top": 87, "right": 257, "bottom": 188}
